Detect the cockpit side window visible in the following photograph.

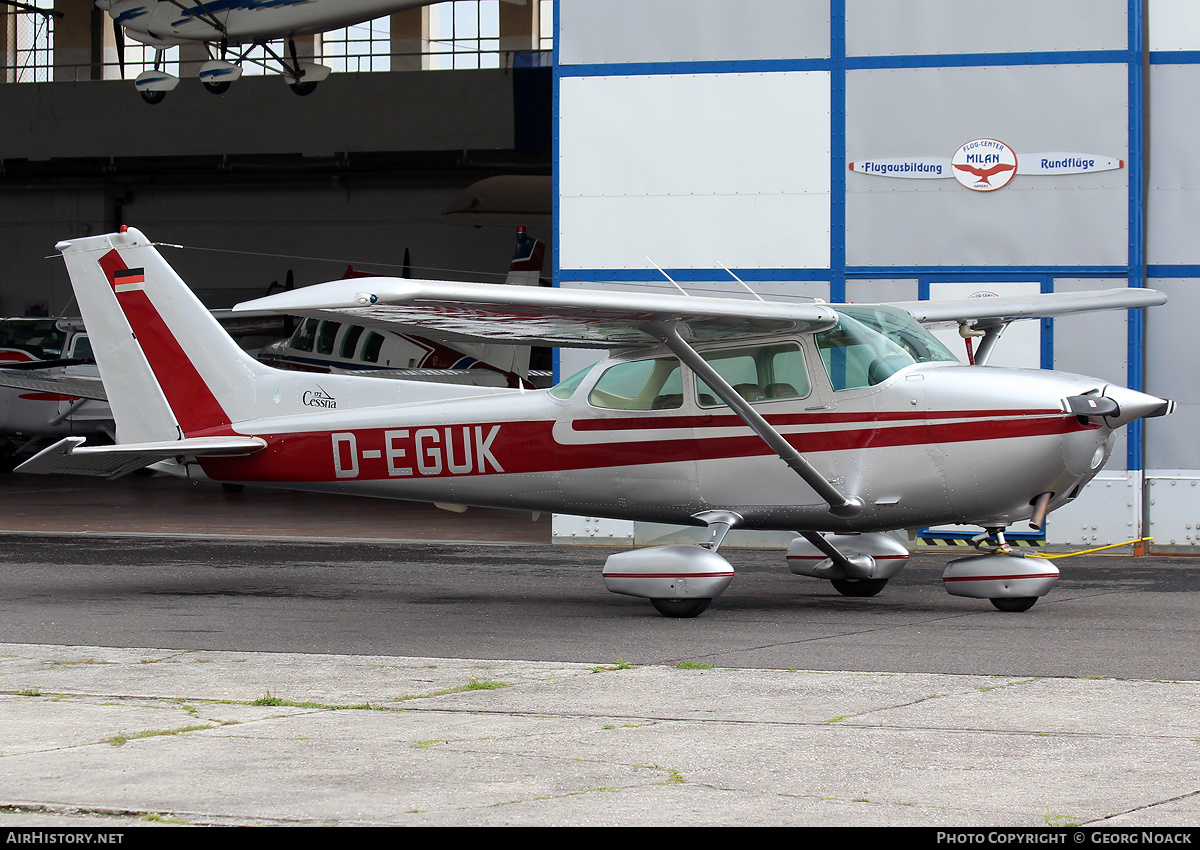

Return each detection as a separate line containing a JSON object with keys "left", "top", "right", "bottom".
{"left": 695, "top": 343, "right": 810, "bottom": 407}
{"left": 68, "top": 334, "right": 93, "bottom": 359}
{"left": 588, "top": 357, "right": 683, "bottom": 410}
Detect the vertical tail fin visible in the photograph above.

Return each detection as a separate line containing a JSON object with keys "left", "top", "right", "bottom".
{"left": 58, "top": 228, "right": 268, "bottom": 443}
{"left": 504, "top": 226, "right": 546, "bottom": 288}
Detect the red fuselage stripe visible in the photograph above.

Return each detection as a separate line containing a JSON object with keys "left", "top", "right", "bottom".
{"left": 943, "top": 574, "right": 1059, "bottom": 582}
{"left": 572, "top": 408, "right": 1064, "bottom": 432}
{"left": 196, "top": 412, "right": 1092, "bottom": 483}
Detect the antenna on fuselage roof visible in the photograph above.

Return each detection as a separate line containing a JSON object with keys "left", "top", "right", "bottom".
{"left": 718, "top": 263, "right": 765, "bottom": 301}
{"left": 645, "top": 256, "right": 690, "bottom": 297}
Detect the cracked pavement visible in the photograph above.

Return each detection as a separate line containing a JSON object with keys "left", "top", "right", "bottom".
{"left": 0, "top": 643, "right": 1197, "bottom": 827}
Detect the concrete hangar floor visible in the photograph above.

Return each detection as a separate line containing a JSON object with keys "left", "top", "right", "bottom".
{"left": 0, "top": 473, "right": 1196, "bottom": 827}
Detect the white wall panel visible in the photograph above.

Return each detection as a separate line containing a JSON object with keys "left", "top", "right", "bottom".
{"left": 1147, "top": 65, "right": 1200, "bottom": 264}
{"left": 559, "top": 0, "right": 830, "bottom": 66}
{"left": 1150, "top": 0, "right": 1200, "bottom": 52}
{"left": 848, "top": 0, "right": 1128, "bottom": 57}
{"left": 845, "top": 279, "right": 919, "bottom": 304}
{"left": 846, "top": 64, "right": 1129, "bottom": 267}
{"left": 560, "top": 194, "right": 830, "bottom": 270}
{"left": 1046, "top": 472, "right": 1140, "bottom": 547}
{"left": 1144, "top": 279, "right": 1200, "bottom": 471}
{"left": 559, "top": 72, "right": 830, "bottom": 270}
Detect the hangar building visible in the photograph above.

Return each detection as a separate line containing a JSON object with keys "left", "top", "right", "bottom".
{"left": 0, "top": 0, "right": 1195, "bottom": 551}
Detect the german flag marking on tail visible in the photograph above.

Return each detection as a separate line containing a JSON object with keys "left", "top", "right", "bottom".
{"left": 112, "top": 268, "right": 145, "bottom": 292}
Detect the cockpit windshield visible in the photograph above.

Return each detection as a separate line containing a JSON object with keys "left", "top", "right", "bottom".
{"left": 815, "top": 305, "right": 959, "bottom": 391}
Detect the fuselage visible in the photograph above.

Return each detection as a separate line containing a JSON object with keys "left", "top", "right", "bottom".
{"left": 189, "top": 341, "right": 1120, "bottom": 534}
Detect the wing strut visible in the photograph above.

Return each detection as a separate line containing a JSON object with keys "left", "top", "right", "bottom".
{"left": 648, "top": 322, "right": 864, "bottom": 518}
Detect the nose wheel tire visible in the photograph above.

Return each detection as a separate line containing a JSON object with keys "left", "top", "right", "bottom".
{"left": 651, "top": 598, "right": 711, "bottom": 618}
{"left": 203, "top": 81, "right": 231, "bottom": 94}
{"left": 830, "top": 578, "right": 888, "bottom": 597}
{"left": 991, "top": 596, "right": 1038, "bottom": 612}
{"left": 289, "top": 81, "right": 318, "bottom": 96}
{"left": 140, "top": 90, "right": 166, "bottom": 105}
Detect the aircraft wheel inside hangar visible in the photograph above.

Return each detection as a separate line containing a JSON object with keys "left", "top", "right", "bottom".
{"left": 203, "top": 81, "right": 232, "bottom": 95}
{"left": 990, "top": 596, "right": 1038, "bottom": 613}
{"left": 139, "top": 90, "right": 166, "bottom": 105}
{"left": 830, "top": 578, "right": 889, "bottom": 597}
{"left": 650, "top": 598, "right": 711, "bottom": 618}
{"left": 290, "top": 81, "right": 318, "bottom": 96}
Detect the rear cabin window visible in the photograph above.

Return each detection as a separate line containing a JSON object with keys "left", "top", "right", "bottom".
{"left": 588, "top": 357, "right": 683, "bottom": 410}
{"left": 695, "top": 343, "right": 810, "bottom": 407}
{"left": 549, "top": 364, "right": 592, "bottom": 399}
{"left": 361, "top": 331, "right": 385, "bottom": 364}
{"left": 340, "top": 325, "right": 364, "bottom": 359}
{"left": 316, "top": 321, "right": 340, "bottom": 356}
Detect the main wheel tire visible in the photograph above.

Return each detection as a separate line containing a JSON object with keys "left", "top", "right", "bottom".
{"left": 830, "top": 578, "right": 888, "bottom": 597}
{"left": 221, "top": 482, "right": 245, "bottom": 494}
{"left": 991, "top": 596, "right": 1038, "bottom": 612}
{"left": 289, "top": 80, "right": 318, "bottom": 96}
{"left": 140, "top": 90, "right": 166, "bottom": 105}
{"left": 651, "top": 598, "right": 711, "bottom": 618}
{"left": 203, "top": 80, "right": 231, "bottom": 94}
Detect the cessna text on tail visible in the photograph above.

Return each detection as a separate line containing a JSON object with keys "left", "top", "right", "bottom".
{"left": 20, "top": 228, "right": 1173, "bottom": 617}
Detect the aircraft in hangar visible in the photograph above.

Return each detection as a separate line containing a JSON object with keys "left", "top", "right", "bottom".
{"left": 262, "top": 227, "right": 551, "bottom": 388}
{"left": 99, "top": 0, "right": 528, "bottom": 104}
{"left": 19, "top": 228, "right": 1173, "bottom": 618}
{"left": 0, "top": 226, "right": 546, "bottom": 467}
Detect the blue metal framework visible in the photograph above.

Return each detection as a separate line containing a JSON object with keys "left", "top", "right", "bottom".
{"left": 552, "top": 0, "right": 1199, "bottom": 471}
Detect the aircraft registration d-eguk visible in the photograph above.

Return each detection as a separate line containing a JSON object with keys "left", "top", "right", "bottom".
{"left": 99, "top": 0, "right": 526, "bottom": 103}
{"left": 20, "top": 228, "right": 1174, "bottom": 618}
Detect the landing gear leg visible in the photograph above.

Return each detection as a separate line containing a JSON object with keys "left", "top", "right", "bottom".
{"left": 287, "top": 39, "right": 318, "bottom": 96}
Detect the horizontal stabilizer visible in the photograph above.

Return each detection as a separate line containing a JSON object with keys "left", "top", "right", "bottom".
{"left": 17, "top": 435, "right": 267, "bottom": 479}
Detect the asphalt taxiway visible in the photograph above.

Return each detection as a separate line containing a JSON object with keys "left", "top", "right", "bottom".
{"left": 0, "top": 475, "right": 1196, "bottom": 827}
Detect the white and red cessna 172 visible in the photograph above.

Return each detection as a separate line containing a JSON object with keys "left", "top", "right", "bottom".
{"left": 20, "top": 228, "right": 1174, "bottom": 617}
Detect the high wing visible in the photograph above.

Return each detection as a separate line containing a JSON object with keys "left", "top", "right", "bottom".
{"left": 233, "top": 278, "right": 841, "bottom": 348}
{"left": 896, "top": 288, "right": 1166, "bottom": 329}
{"left": 235, "top": 277, "right": 1162, "bottom": 348}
